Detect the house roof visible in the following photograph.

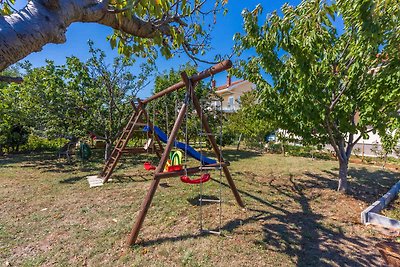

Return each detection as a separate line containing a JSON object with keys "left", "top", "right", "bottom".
{"left": 215, "top": 80, "right": 254, "bottom": 95}
{"left": 215, "top": 79, "right": 245, "bottom": 91}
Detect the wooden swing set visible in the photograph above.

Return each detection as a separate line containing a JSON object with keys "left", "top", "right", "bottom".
{"left": 87, "top": 60, "right": 244, "bottom": 246}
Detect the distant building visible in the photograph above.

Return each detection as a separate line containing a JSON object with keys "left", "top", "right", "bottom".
{"left": 350, "top": 112, "right": 399, "bottom": 158}
{"left": 213, "top": 76, "right": 255, "bottom": 113}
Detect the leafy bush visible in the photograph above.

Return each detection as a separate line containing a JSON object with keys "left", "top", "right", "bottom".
{"left": 266, "top": 142, "right": 283, "bottom": 154}
{"left": 266, "top": 142, "right": 331, "bottom": 160}
{"left": 0, "top": 124, "right": 29, "bottom": 152}
{"left": 20, "top": 135, "right": 67, "bottom": 152}
{"left": 217, "top": 130, "right": 236, "bottom": 147}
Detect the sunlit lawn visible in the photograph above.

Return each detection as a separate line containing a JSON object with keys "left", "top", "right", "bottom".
{"left": 1, "top": 149, "right": 399, "bottom": 266}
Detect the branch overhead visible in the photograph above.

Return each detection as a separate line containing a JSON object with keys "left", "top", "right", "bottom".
{"left": 0, "top": 0, "right": 224, "bottom": 71}
{"left": 0, "top": 76, "right": 23, "bottom": 83}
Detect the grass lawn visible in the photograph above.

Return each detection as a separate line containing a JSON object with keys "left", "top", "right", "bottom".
{"left": 382, "top": 197, "right": 400, "bottom": 221}
{"left": 1, "top": 149, "right": 399, "bottom": 266}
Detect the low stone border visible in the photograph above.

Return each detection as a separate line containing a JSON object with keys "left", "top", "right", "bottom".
{"left": 361, "top": 180, "right": 400, "bottom": 229}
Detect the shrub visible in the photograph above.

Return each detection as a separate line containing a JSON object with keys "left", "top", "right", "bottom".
{"left": 266, "top": 143, "right": 331, "bottom": 160}
{"left": 0, "top": 124, "right": 29, "bottom": 152}
{"left": 266, "top": 142, "right": 283, "bottom": 154}
{"left": 20, "top": 135, "right": 68, "bottom": 152}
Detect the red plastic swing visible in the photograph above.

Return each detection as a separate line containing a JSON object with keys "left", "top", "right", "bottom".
{"left": 143, "top": 162, "right": 156, "bottom": 171}
{"left": 180, "top": 173, "right": 211, "bottom": 184}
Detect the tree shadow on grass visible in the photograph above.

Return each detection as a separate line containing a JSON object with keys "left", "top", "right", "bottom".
{"left": 255, "top": 176, "right": 380, "bottom": 266}
{"left": 109, "top": 174, "right": 150, "bottom": 184}
{"left": 59, "top": 175, "right": 87, "bottom": 184}
{"left": 1, "top": 153, "right": 84, "bottom": 174}
{"left": 221, "top": 149, "right": 262, "bottom": 162}
{"left": 0, "top": 152, "right": 57, "bottom": 167}
{"left": 304, "top": 167, "right": 399, "bottom": 204}
{"left": 347, "top": 167, "right": 399, "bottom": 203}
{"left": 21, "top": 158, "right": 102, "bottom": 174}
{"left": 137, "top": 174, "right": 382, "bottom": 266}
{"left": 12, "top": 151, "right": 149, "bottom": 175}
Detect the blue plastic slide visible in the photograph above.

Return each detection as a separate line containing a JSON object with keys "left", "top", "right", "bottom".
{"left": 143, "top": 126, "right": 217, "bottom": 165}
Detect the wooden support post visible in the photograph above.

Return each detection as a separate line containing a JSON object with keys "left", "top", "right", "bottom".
{"left": 192, "top": 94, "right": 245, "bottom": 208}
{"left": 126, "top": 76, "right": 192, "bottom": 246}
{"left": 130, "top": 100, "right": 139, "bottom": 112}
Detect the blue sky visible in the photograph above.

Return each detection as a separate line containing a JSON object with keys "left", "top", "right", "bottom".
{"left": 14, "top": 0, "right": 302, "bottom": 98}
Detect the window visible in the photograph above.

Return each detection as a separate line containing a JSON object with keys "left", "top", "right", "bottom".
{"left": 228, "top": 96, "right": 234, "bottom": 109}
{"left": 214, "top": 100, "right": 221, "bottom": 111}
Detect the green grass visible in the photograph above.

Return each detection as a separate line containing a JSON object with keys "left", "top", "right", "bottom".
{"left": 1, "top": 150, "right": 399, "bottom": 266}
{"left": 382, "top": 196, "right": 400, "bottom": 221}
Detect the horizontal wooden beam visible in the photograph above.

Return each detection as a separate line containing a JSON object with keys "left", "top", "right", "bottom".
{"left": 141, "top": 60, "right": 232, "bottom": 104}
{"left": 154, "top": 162, "right": 229, "bottom": 179}
{"left": 121, "top": 147, "right": 162, "bottom": 154}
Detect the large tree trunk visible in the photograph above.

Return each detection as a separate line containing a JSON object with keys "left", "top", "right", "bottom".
{"left": 236, "top": 133, "right": 242, "bottom": 151}
{"left": 104, "top": 141, "right": 112, "bottom": 161}
{"left": 0, "top": 0, "right": 170, "bottom": 72}
{"left": 337, "top": 157, "right": 349, "bottom": 192}
{"left": 334, "top": 134, "right": 357, "bottom": 193}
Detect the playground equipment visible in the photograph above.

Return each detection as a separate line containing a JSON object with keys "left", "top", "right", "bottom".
{"left": 77, "top": 142, "right": 91, "bottom": 161}
{"left": 58, "top": 138, "right": 78, "bottom": 163}
{"left": 86, "top": 60, "right": 244, "bottom": 246}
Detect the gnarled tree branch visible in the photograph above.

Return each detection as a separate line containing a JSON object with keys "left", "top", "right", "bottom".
{"left": 0, "top": 0, "right": 215, "bottom": 72}
{"left": 0, "top": 75, "right": 23, "bottom": 83}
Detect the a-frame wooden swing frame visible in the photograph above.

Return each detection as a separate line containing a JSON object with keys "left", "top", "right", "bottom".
{"left": 92, "top": 60, "right": 244, "bottom": 246}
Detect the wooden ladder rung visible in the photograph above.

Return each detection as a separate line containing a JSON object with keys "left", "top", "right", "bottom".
{"left": 201, "top": 229, "right": 221, "bottom": 235}
{"left": 105, "top": 162, "right": 115, "bottom": 168}
{"left": 200, "top": 198, "right": 221, "bottom": 203}
{"left": 101, "top": 109, "right": 144, "bottom": 183}
{"left": 200, "top": 166, "right": 222, "bottom": 170}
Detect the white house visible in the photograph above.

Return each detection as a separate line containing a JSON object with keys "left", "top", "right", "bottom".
{"left": 213, "top": 76, "right": 255, "bottom": 112}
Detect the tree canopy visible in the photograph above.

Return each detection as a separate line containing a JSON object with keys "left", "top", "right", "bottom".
{"left": 226, "top": 91, "right": 274, "bottom": 148}
{"left": 0, "top": 43, "right": 152, "bottom": 157}
{"left": 0, "top": 0, "right": 227, "bottom": 72}
{"left": 233, "top": 0, "right": 400, "bottom": 192}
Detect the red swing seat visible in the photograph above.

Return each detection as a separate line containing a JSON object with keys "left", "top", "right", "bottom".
{"left": 167, "top": 165, "right": 183, "bottom": 172}
{"left": 144, "top": 162, "right": 156, "bottom": 171}
{"left": 180, "top": 173, "right": 211, "bottom": 184}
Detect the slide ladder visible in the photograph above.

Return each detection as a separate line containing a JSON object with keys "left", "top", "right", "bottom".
{"left": 100, "top": 105, "right": 145, "bottom": 183}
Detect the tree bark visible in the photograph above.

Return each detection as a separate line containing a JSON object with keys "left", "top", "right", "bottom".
{"left": 0, "top": 0, "right": 172, "bottom": 72}
{"left": 105, "top": 140, "right": 111, "bottom": 161}
{"left": 0, "top": 76, "right": 23, "bottom": 83}
{"left": 236, "top": 133, "right": 242, "bottom": 151}
{"left": 337, "top": 157, "right": 349, "bottom": 192}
